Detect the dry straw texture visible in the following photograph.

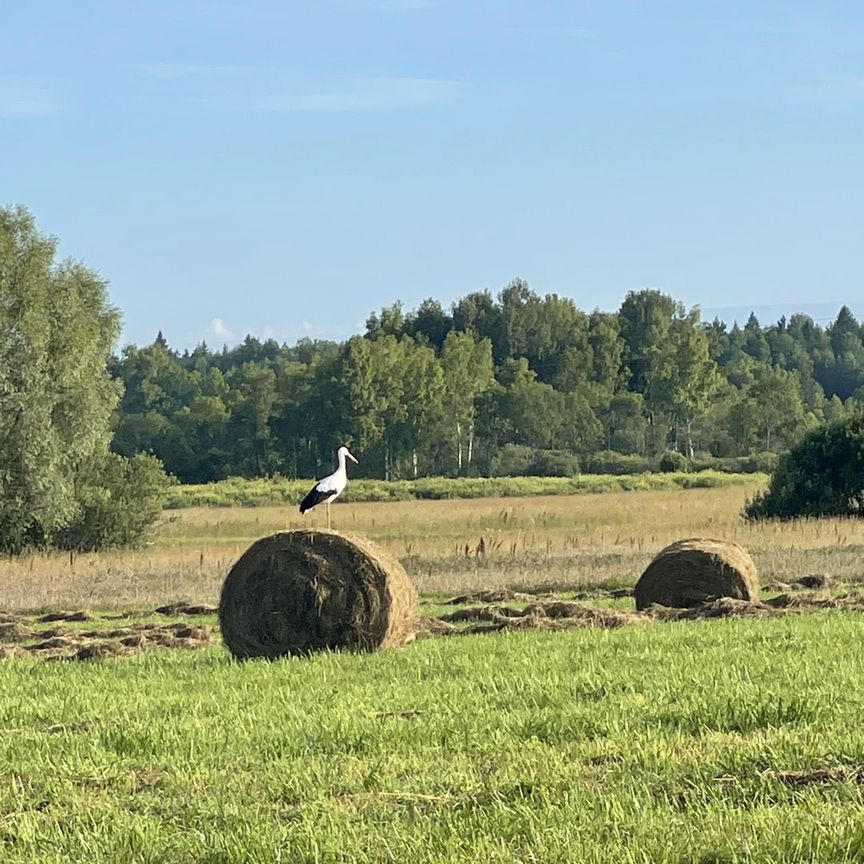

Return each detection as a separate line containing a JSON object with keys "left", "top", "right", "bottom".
{"left": 634, "top": 537, "right": 759, "bottom": 611}
{"left": 219, "top": 529, "right": 419, "bottom": 659}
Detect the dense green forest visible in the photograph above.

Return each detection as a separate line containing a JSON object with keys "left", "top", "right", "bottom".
{"left": 110, "top": 281, "right": 862, "bottom": 482}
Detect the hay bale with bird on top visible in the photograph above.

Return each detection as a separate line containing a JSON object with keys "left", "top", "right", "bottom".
{"left": 219, "top": 529, "right": 418, "bottom": 659}
{"left": 634, "top": 537, "right": 759, "bottom": 611}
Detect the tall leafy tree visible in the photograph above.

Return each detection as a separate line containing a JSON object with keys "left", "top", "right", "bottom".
{"left": 742, "top": 313, "right": 771, "bottom": 362}
{"left": 498, "top": 278, "right": 540, "bottom": 362}
{"left": 667, "top": 313, "right": 726, "bottom": 456}
{"left": 441, "top": 332, "right": 495, "bottom": 473}
{"left": 0, "top": 206, "right": 169, "bottom": 550}
{"left": 484, "top": 358, "right": 567, "bottom": 450}
{"left": 599, "top": 392, "right": 649, "bottom": 454}
{"left": 451, "top": 290, "right": 504, "bottom": 356}
{"left": 339, "top": 335, "right": 409, "bottom": 478}
{"left": 226, "top": 363, "right": 278, "bottom": 475}
{"left": 824, "top": 306, "right": 864, "bottom": 399}
{"left": 365, "top": 302, "right": 406, "bottom": 340}
{"left": 746, "top": 367, "right": 808, "bottom": 451}
{"left": 404, "top": 299, "right": 452, "bottom": 352}
{"left": 618, "top": 289, "right": 681, "bottom": 397}
{"left": 587, "top": 311, "right": 625, "bottom": 400}
{"left": 396, "top": 340, "right": 446, "bottom": 477}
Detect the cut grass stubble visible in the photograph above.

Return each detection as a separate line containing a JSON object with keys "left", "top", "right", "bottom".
{"left": 2, "top": 615, "right": 864, "bottom": 862}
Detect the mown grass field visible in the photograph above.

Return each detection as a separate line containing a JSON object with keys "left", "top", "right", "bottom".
{"left": 4, "top": 615, "right": 864, "bottom": 862}
{"left": 4, "top": 482, "right": 864, "bottom": 862}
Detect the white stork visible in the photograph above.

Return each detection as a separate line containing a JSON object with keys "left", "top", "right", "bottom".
{"left": 299, "top": 446, "right": 358, "bottom": 529}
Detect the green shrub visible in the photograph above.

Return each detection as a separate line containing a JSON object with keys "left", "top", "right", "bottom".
{"left": 658, "top": 451, "right": 689, "bottom": 473}
{"left": 688, "top": 452, "right": 716, "bottom": 472}
{"left": 585, "top": 451, "right": 651, "bottom": 475}
{"left": 748, "top": 451, "right": 779, "bottom": 474}
{"left": 689, "top": 452, "right": 779, "bottom": 475}
{"left": 55, "top": 453, "right": 175, "bottom": 550}
{"left": 529, "top": 450, "right": 579, "bottom": 478}
{"left": 490, "top": 446, "right": 579, "bottom": 478}
{"left": 745, "top": 416, "right": 864, "bottom": 520}
{"left": 490, "top": 445, "right": 535, "bottom": 477}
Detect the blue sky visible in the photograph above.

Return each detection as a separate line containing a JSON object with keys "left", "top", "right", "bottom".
{"left": 3, "top": 1, "right": 863, "bottom": 348}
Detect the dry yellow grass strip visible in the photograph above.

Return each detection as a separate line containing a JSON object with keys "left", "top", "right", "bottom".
{"left": 2, "top": 483, "right": 863, "bottom": 610}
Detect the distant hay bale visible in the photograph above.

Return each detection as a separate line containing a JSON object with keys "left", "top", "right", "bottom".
{"left": 634, "top": 538, "right": 759, "bottom": 611}
{"left": 219, "top": 530, "right": 419, "bottom": 660}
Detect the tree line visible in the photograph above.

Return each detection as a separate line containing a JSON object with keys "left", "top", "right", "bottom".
{"left": 111, "top": 280, "right": 863, "bottom": 482}
{"left": 6, "top": 205, "right": 858, "bottom": 549}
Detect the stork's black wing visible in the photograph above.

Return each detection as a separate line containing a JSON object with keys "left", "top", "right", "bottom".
{"left": 299, "top": 485, "right": 337, "bottom": 514}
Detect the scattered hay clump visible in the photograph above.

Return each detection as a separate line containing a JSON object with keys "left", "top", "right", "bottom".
{"left": 27, "top": 636, "right": 77, "bottom": 652}
{"left": 0, "top": 622, "right": 36, "bottom": 643}
{"left": 437, "top": 605, "right": 526, "bottom": 624}
{"left": 0, "top": 646, "right": 26, "bottom": 659}
{"left": 37, "top": 611, "right": 92, "bottom": 623}
{"left": 431, "top": 599, "right": 647, "bottom": 636}
{"left": 525, "top": 600, "right": 646, "bottom": 628}
{"left": 794, "top": 574, "right": 835, "bottom": 590}
{"left": 154, "top": 603, "right": 218, "bottom": 617}
{"left": 765, "top": 590, "right": 864, "bottom": 612}
{"left": 445, "top": 589, "right": 536, "bottom": 605}
{"left": 634, "top": 538, "right": 759, "bottom": 611}
{"left": 646, "top": 597, "right": 782, "bottom": 621}
{"left": 218, "top": 529, "right": 419, "bottom": 660}
{"left": 71, "top": 641, "right": 128, "bottom": 662}
{"left": 167, "top": 624, "right": 210, "bottom": 641}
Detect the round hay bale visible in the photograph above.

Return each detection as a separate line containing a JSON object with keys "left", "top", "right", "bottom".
{"left": 634, "top": 537, "right": 759, "bottom": 611}
{"left": 219, "top": 530, "right": 419, "bottom": 660}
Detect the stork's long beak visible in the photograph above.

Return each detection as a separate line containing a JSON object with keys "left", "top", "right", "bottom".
{"left": 346, "top": 450, "right": 358, "bottom": 464}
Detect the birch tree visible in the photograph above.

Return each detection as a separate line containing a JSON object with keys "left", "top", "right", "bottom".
{"left": 441, "top": 332, "right": 494, "bottom": 473}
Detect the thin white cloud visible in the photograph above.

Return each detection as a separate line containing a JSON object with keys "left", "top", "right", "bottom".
{"left": 209, "top": 317, "right": 236, "bottom": 341}
{"left": 256, "top": 76, "right": 460, "bottom": 112}
{"left": 0, "top": 75, "right": 60, "bottom": 118}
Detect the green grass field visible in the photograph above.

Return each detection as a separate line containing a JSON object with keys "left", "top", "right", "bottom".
{"left": 3, "top": 614, "right": 864, "bottom": 863}
{"left": 4, "top": 484, "right": 864, "bottom": 862}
